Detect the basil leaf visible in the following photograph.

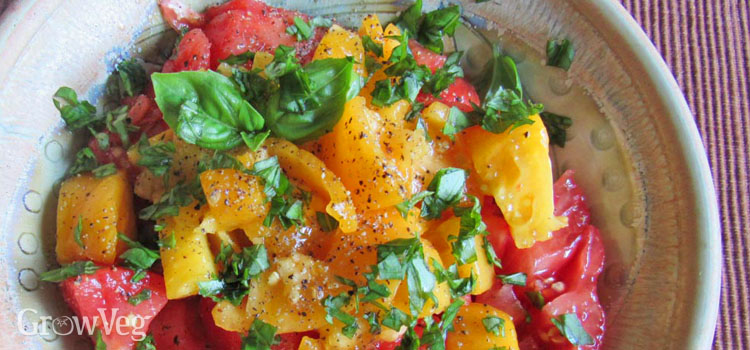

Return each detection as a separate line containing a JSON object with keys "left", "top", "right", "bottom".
{"left": 39, "top": 261, "right": 100, "bottom": 282}
{"left": 442, "top": 107, "right": 471, "bottom": 140}
{"left": 116, "top": 59, "right": 147, "bottom": 97}
{"left": 498, "top": 272, "right": 527, "bottom": 286}
{"left": 92, "top": 163, "right": 118, "bottom": 178}
{"left": 232, "top": 68, "right": 272, "bottom": 101}
{"left": 482, "top": 315, "right": 505, "bottom": 336}
{"left": 137, "top": 137, "right": 176, "bottom": 176}
{"left": 242, "top": 130, "right": 271, "bottom": 151}
{"left": 287, "top": 16, "right": 331, "bottom": 41}
{"left": 264, "top": 57, "right": 363, "bottom": 142}
{"left": 551, "top": 313, "right": 594, "bottom": 346}
{"left": 242, "top": 318, "right": 281, "bottom": 350}
{"left": 53, "top": 87, "right": 99, "bottom": 131}
{"left": 418, "top": 5, "right": 461, "bottom": 54}
{"left": 94, "top": 132, "right": 110, "bottom": 150}
{"left": 152, "top": 71, "right": 265, "bottom": 149}
{"left": 423, "top": 51, "right": 464, "bottom": 95}
{"left": 364, "top": 311, "right": 382, "bottom": 335}
{"left": 393, "top": 0, "right": 423, "bottom": 35}
{"left": 128, "top": 289, "right": 152, "bottom": 306}
{"left": 251, "top": 156, "right": 291, "bottom": 198}
{"left": 322, "top": 293, "right": 359, "bottom": 338}
{"left": 265, "top": 46, "right": 301, "bottom": 80}
{"left": 220, "top": 51, "right": 255, "bottom": 65}
{"left": 540, "top": 111, "right": 572, "bottom": 147}
{"left": 546, "top": 39, "right": 575, "bottom": 71}
{"left": 316, "top": 211, "right": 339, "bottom": 232}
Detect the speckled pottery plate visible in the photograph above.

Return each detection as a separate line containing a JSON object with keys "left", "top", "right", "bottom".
{"left": 0, "top": 0, "right": 720, "bottom": 349}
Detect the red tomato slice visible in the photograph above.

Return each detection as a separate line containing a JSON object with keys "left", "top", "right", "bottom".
{"left": 202, "top": 1, "right": 325, "bottom": 68}
{"left": 534, "top": 288, "right": 605, "bottom": 350}
{"left": 498, "top": 170, "right": 591, "bottom": 281}
{"left": 151, "top": 297, "right": 212, "bottom": 350}
{"left": 158, "top": 0, "right": 205, "bottom": 31}
{"left": 127, "top": 94, "right": 169, "bottom": 137}
{"left": 409, "top": 40, "right": 446, "bottom": 72}
{"left": 198, "top": 298, "right": 242, "bottom": 350}
{"left": 475, "top": 283, "right": 528, "bottom": 326}
{"left": 162, "top": 28, "right": 211, "bottom": 73}
{"left": 60, "top": 267, "right": 167, "bottom": 350}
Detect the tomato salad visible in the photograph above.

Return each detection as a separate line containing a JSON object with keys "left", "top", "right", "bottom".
{"left": 46, "top": 0, "right": 604, "bottom": 349}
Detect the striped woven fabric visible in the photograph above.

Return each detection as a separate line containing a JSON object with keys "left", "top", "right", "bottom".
{"left": 618, "top": 0, "right": 750, "bottom": 348}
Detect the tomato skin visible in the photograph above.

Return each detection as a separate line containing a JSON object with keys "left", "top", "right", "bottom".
{"left": 151, "top": 297, "right": 212, "bottom": 350}
{"left": 476, "top": 283, "right": 528, "bottom": 326}
{"left": 162, "top": 28, "right": 211, "bottom": 73}
{"left": 202, "top": 1, "right": 325, "bottom": 68}
{"left": 127, "top": 94, "right": 169, "bottom": 137}
{"left": 60, "top": 267, "right": 168, "bottom": 350}
{"left": 158, "top": 0, "right": 205, "bottom": 31}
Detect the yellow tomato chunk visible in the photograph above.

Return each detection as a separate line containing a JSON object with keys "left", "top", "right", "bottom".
{"left": 425, "top": 217, "right": 494, "bottom": 295}
{"left": 159, "top": 204, "right": 217, "bottom": 299}
{"left": 212, "top": 253, "right": 338, "bottom": 333}
{"left": 314, "top": 24, "right": 365, "bottom": 76}
{"left": 55, "top": 170, "right": 135, "bottom": 265}
{"left": 462, "top": 117, "right": 566, "bottom": 248}
{"left": 264, "top": 138, "right": 358, "bottom": 233}
{"left": 446, "top": 303, "right": 520, "bottom": 350}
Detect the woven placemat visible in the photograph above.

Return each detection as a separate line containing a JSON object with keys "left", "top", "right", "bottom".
{"left": 618, "top": 0, "right": 750, "bottom": 348}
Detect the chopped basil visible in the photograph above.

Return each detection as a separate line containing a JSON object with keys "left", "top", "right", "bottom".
{"left": 52, "top": 87, "right": 99, "bottom": 131}
{"left": 197, "top": 151, "right": 248, "bottom": 174}
{"left": 381, "top": 307, "right": 410, "bottom": 331}
{"left": 423, "top": 51, "right": 464, "bottom": 95}
{"left": 136, "top": 136, "right": 175, "bottom": 176}
{"left": 483, "top": 236, "right": 503, "bottom": 268}
{"left": 498, "top": 272, "right": 527, "bottom": 286}
{"left": 442, "top": 106, "right": 471, "bottom": 140}
{"left": 39, "top": 261, "right": 100, "bottom": 282}
{"left": 105, "top": 105, "right": 137, "bottom": 148}
{"left": 551, "top": 313, "right": 594, "bottom": 346}
{"left": 286, "top": 16, "right": 331, "bottom": 41}
{"left": 73, "top": 217, "right": 84, "bottom": 248}
{"left": 252, "top": 156, "right": 291, "bottom": 198}
{"left": 68, "top": 147, "right": 99, "bottom": 176}
{"left": 432, "top": 259, "right": 474, "bottom": 298}
{"left": 322, "top": 293, "right": 359, "bottom": 338}
{"left": 232, "top": 68, "right": 272, "bottom": 101}
{"left": 118, "top": 233, "right": 160, "bottom": 282}
{"left": 95, "top": 329, "right": 107, "bottom": 350}
{"left": 241, "top": 318, "right": 281, "bottom": 350}
{"left": 405, "top": 101, "right": 425, "bottom": 122}
{"left": 421, "top": 168, "right": 467, "bottom": 219}
{"left": 482, "top": 315, "right": 506, "bottom": 336}
{"left": 157, "top": 232, "right": 176, "bottom": 249}
{"left": 364, "top": 311, "right": 382, "bottom": 335}
{"left": 546, "top": 39, "right": 575, "bottom": 71}
{"left": 94, "top": 132, "right": 110, "bottom": 150}
{"left": 540, "top": 111, "right": 573, "bottom": 147}
{"left": 393, "top": 0, "right": 423, "bottom": 35}
{"left": 127, "top": 289, "right": 152, "bottom": 306}
{"left": 219, "top": 51, "right": 255, "bottom": 65}
{"left": 395, "top": 190, "right": 433, "bottom": 218}
{"left": 115, "top": 59, "right": 147, "bottom": 97}
{"left": 316, "top": 211, "right": 339, "bottom": 232}
{"left": 92, "top": 163, "right": 118, "bottom": 178}
{"left": 198, "top": 244, "right": 270, "bottom": 305}
{"left": 526, "top": 290, "right": 546, "bottom": 309}
{"left": 139, "top": 182, "right": 198, "bottom": 220}
{"left": 135, "top": 335, "right": 156, "bottom": 350}
{"left": 376, "top": 237, "right": 437, "bottom": 316}
{"left": 362, "top": 35, "right": 384, "bottom": 57}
